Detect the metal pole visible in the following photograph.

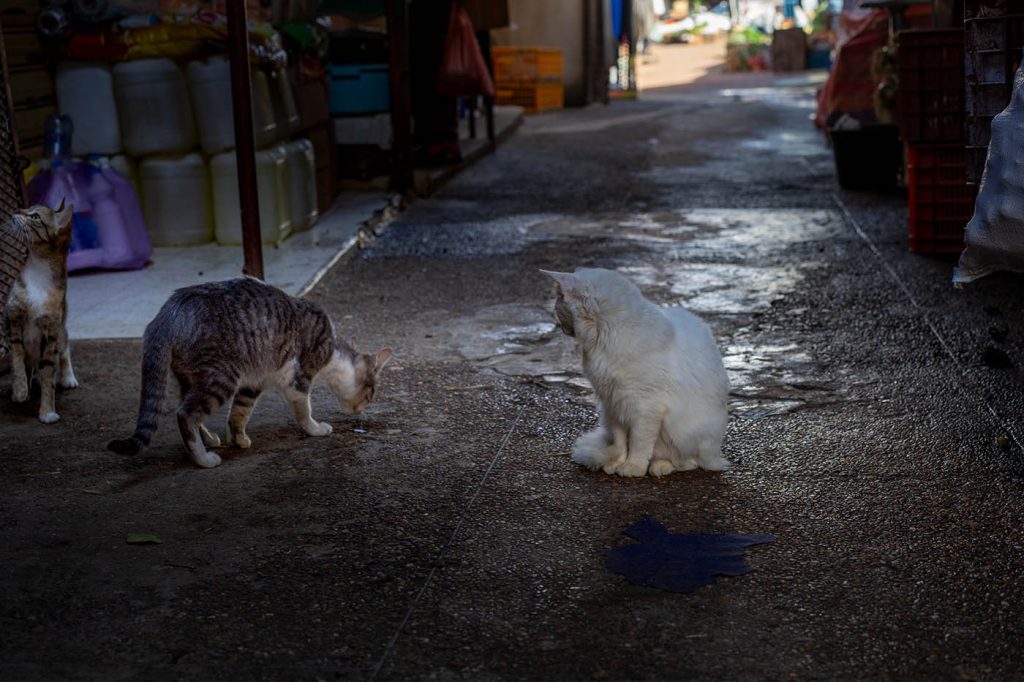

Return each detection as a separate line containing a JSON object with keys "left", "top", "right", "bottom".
{"left": 386, "top": 0, "right": 413, "bottom": 192}
{"left": 226, "top": 0, "right": 264, "bottom": 280}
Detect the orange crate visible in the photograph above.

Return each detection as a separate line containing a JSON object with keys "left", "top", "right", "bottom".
{"left": 495, "top": 81, "right": 563, "bottom": 114}
{"left": 907, "top": 144, "right": 978, "bottom": 255}
{"left": 491, "top": 47, "right": 563, "bottom": 82}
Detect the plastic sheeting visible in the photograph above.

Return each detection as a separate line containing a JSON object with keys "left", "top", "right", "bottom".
{"left": 954, "top": 64, "right": 1024, "bottom": 284}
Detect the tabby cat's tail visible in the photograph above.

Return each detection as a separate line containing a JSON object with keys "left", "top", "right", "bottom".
{"left": 108, "top": 325, "right": 171, "bottom": 456}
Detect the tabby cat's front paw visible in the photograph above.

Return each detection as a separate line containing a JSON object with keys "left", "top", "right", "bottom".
{"left": 199, "top": 426, "right": 221, "bottom": 448}
{"left": 59, "top": 374, "right": 79, "bottom": 389}
{"left": 229, "top": 432, "right": 252, "bottom": 449}
{"left": 12, "top": 384, "right": 28, "bottom": 403}
{"left": 306, "top": 421, "right": 333, "bottom": 437}
{"left": 38, "top": 411, "right": 60, "bottom": 424}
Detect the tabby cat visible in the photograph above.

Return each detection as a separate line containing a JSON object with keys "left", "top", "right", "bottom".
{"left": 4, "top": 201, "right": 79, "bottom": 424}
{"left": 108, "top": 277, "right": 393, "bottom": 468}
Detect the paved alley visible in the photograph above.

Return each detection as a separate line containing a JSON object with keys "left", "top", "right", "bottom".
{"left": 3, "top": 68, "right": 1024, "bottom": 680}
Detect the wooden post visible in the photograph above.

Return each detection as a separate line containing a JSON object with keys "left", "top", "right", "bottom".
{"left": 226, "top": 0, "right": 264, "bottom": 280}
{"left": 386, "top": 0, "right": 413, "bottom": 192}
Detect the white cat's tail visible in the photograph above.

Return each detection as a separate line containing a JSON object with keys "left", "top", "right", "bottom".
{"left": 696, "top": 435, "right": 730, "bottom": 472}
{"left": 571, "top": 427, "right": 612, "bottom": 470}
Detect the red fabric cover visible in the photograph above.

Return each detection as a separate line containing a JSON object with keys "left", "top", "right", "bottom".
{"left": 814, "top": 9, "right": 889, "bottom": 130}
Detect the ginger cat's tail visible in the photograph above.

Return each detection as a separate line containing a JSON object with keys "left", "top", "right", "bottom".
{"left": 108, "top": 324, "right": 171, "bottom": 455}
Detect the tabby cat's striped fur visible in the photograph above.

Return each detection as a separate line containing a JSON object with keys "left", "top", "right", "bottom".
{"left": 108, "top": 278, "right": 392, "bottom": 468}
{"left": 4, "top": 202, "right": 79, "bottom": 424}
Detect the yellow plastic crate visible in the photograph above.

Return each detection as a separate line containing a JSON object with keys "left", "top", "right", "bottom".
{"left": 495, "top": 81, "right": 564, "bottom": 114}
{"left": 491, "top": 47, "right": 563, "bottom": 82}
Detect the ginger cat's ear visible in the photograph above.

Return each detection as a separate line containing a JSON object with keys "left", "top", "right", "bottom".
{"left": 539, "top": 269, "right": 579, "bottom": 294}
{"left": 55, "top": 201, "right": 74, "bottom": 231}
{"left": 374, "top": 347, "right": 393, "bottom": 369}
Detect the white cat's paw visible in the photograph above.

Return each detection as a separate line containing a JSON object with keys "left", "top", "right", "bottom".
{"left": 613, "top": 459, "right": 650, "bottom": 478}
{"left": 306, "top": 421, "right": 333, "bottom": 437}
{"left": 38, "top": 411, "right": 60, "bottom": 424}
{"left": 601, "top": 452, "right": 628, "bottom": 474}
{"left": 229, "top": 432, "right": 252, "bottom": 449}
{"left": 648, "top": 460, "right": 675, "bottom": 477}
{"left": 60, "top": 374, "right": 79, "bottom": 389}
{"left": 12, "top": 385, "right": 28, "bottom": 403}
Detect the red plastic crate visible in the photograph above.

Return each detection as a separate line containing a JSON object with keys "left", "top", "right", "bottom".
{"left": 907, "top": 145, "right": 978, "bottom": 254}
{"left": 896, "top": 29, "right": 965, "bottom": 142}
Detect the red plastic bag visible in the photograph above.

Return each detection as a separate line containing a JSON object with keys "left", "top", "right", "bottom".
{"left": 437, "top": 2, "right": 495, "bottom": 97}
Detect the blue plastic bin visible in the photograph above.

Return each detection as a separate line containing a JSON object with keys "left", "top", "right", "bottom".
{"left": 328, "top": 63, "right": 390, "bottom": 115}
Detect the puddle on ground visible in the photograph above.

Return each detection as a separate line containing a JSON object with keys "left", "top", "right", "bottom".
{"left": 740, "top": 130, "right": 825, "bottom": 157}
{"left": 447, "top": 303, "right": 590, "bottom": 390}
{"left": 723, "top": 336, "right": 840, "bottom": 419}
{"left": 619, "top": 262, "right": 802, "bottom": 315}
{"left": 441, "top": 208, "right": 845, "bottom": 416}
{"left": 718, "top": 85, "right": 822, "bottom": 109}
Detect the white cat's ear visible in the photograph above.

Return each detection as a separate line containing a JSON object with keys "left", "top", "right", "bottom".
{"left": 539, "top": 269, "right": 578, "bottom": 293}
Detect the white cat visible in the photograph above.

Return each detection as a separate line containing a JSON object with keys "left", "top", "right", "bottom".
{"left": 541, "top": 268, "right": 730, "bottom": 477}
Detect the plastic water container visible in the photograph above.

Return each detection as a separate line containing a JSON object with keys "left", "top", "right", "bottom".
{"left": 139, "top": 153, "right": 214, "bottom": 246}
{"left": 270, "top": 68, "right": 300, "bottom": 137}
{"left": 56, "top": 62, "right": 122, "bottom": 156}
{"left": 108, "top": 154, "right": 139, "bottom": 196}
{"left": 283, "top": 139, "right": 318, "bottom": 231}
{"left": 187, "top": 58, "right": 282, "bottom": 152}
{"left": 210, "top": 147, "right": 291, "bottom": 245}
{"left": 113, "top": 58, "right": 197, "bottom": 157}
{"left": 250, "top": 68, "right": 278, "bottom": 148}
{"left": 186, "top": 56, "right": 235, "bottom": 155}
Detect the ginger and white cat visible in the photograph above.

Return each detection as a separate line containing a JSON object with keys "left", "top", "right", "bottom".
{"left": 542, "top": 268, "right": 729, "bottom": 477}
{"left": 4, "top": 202, "right": 79, "bottom": 423}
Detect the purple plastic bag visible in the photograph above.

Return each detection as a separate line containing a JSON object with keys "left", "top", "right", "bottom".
{"left": 27, "top": 159, "right": 152, "bottom": 272}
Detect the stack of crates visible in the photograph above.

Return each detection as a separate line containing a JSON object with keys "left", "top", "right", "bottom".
{"left": 896, "top": 28, "right": 975, "bottom": 254}
{"left": 491, "top": 47, "right": 564, "bottom": 114}
{"left": 964, "top": 0, "right": 1024, "bottom": 184}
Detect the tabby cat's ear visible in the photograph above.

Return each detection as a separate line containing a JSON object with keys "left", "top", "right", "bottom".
{"left": 55, "top": 201, "right": 74, "bottom": 230}
{"left": 539, "top": 269, "right": 579, "bottom": 294}
{"left": 374, "top": 347, "right": 393, "bottom": 369}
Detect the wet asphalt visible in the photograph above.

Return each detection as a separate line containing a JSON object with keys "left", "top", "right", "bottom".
{"left": 3, "top": 73, "right": 1024, "bottom": 680}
